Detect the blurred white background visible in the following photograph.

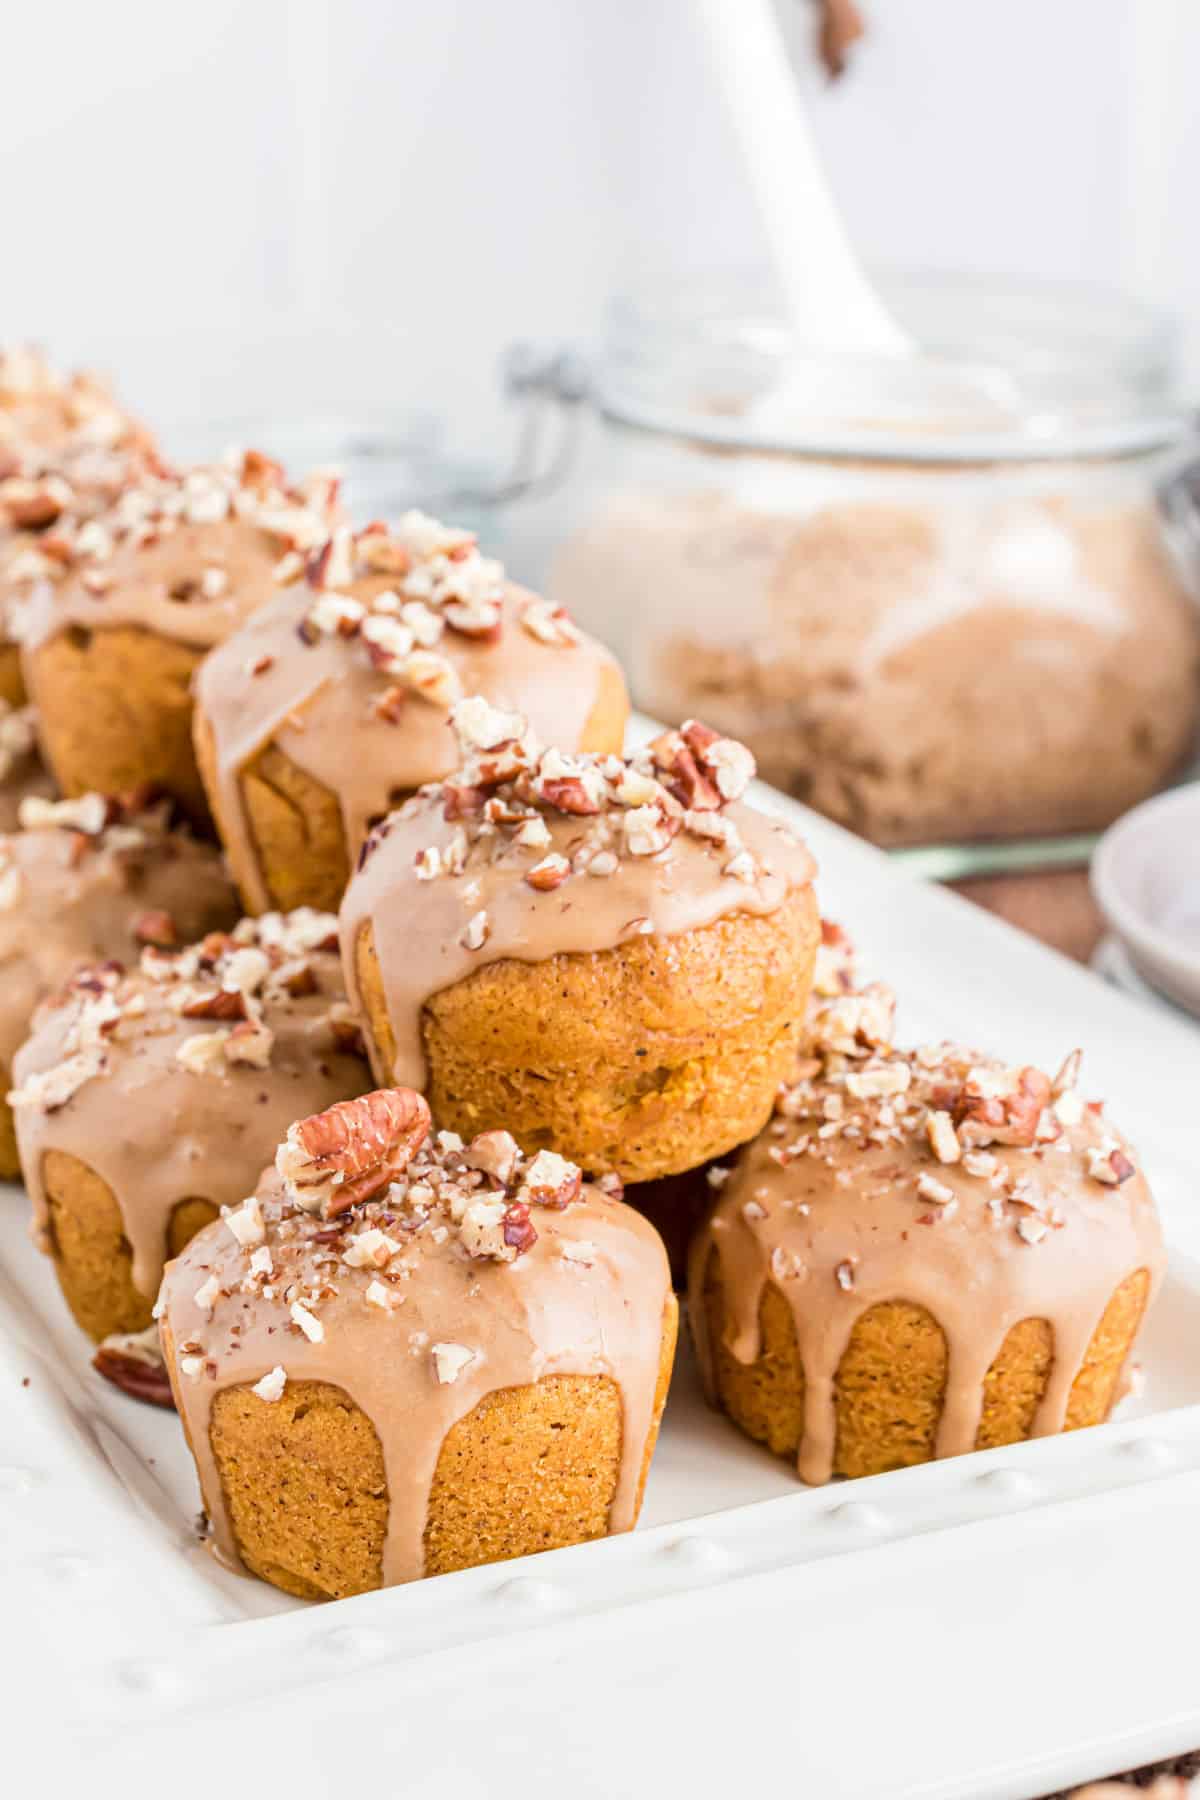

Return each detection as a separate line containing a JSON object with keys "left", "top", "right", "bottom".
{"left": 5, "top": 0, "right": 1199, "bottom": 449}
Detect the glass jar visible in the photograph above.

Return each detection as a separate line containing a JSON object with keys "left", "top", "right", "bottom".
{"left": 506, "top": 274, "right": 1200, "bottom": 851}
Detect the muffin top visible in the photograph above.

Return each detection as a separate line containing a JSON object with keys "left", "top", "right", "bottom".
{"left": 14, "top": 450, "right": 340, "bottom": 656}
{"left": 11, "top": 909, "right": 367, "bottom": 1299}
{"left": 690, "top": 1027, "right": 1165, "bottom": 1482}
{"left": 1, "top": 438, "right": 162, "bottom": 629}
{"left": 0, "top": 790, "right": 237, "bottom": 1065}
{"left": 341, "top": 705, "right": 817, "bottom": 1088}
{"left": 0, "top": 346, "right": 142, "bottom": 458}
{"left": 158, "top": 1086, "right": 671, "bottom": 1584}
{"left": 193, "top": 512, "right": 626, "bottom": 907}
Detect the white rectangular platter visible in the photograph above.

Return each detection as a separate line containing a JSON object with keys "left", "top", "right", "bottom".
{"left": 3, "top": 771, "right": 1200, "bottom": 1800}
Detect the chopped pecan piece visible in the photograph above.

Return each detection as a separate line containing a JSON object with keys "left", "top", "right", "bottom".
{"left": 373, "top": 684, "right": 406, "bottom": 723}
{"left": 132, "top": 909, "right": 178, "bottom": 949}
{"left": 442, "top": 780, "right": 485, "bottom": 820}
{"left": 502, "top": 1201, "right": 538, "bottom": 1256}
{"left": 5, "top": 487, "right": 63, "bottom": 530}
{"left": 538, "top": 776, "right": 602, "bottom": 816}
{"left": 518, "top": 1149, "right": 582, "bottom": 1210}
{"left": 525, "top": 852, "right": 571, "bottom": 892}
{"left": 181, "top": 988, "right": 248, "bottom": 1021}
{"left": 952, "top": 1066, "right": 1051, "bottom": 1150}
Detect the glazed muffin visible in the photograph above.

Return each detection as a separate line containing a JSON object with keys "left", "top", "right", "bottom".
{"left": 0, "top": 792, "right": 237, "bottom": 1179}
{"left": 18, "top": 452, "right": 339, "bottom": 830}
{"left": 1, "top": 388, "right": 155, "bottom": 708}
{"left": 192, "top": 511, "right": 629, "bottom": 915}
{"left": 342, "top": 706, "right": 820, "bottom": 1182}
{"left": 0, "top": 701, "right": 54, "bottom": 831}
{"left": 11, "top": 909, "right": 369, "bottom": 1346}
{"left": 0, "top": 345, "right": 144, "bottom": 461}
{"left": 690, "top": 1038, "right": 1165, "bottom": 1482}
{"left": 158, "top": 1087, "right": 677, "bottom": 1596}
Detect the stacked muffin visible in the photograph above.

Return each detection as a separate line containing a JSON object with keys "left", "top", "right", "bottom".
{"left": 0, "top": 346, "right": 1166, "bottom": 1604}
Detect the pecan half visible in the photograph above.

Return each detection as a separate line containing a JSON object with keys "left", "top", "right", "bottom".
{"left": 93, "top": 1345, "right": 176, "bottom": 1409}
{"left": 277, "top": 1086, "right": 432, "bottom": 1217}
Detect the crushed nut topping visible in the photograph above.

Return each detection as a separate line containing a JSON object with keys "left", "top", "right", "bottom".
{"left": 431, "top": 1341, "right": 475, "bottom": 1384}
{"left": 250, "top": 1365, "right": 287, "bottom": 1402}
{"left": 286, "top": 512, "right": 585, "bottom": 712}
{"left": 11, "top": 787, "right": 185, "bottom": 866}
{"left": 4, "top": 448, "right": 338, "bottom": 619}
{"left": 8, "top": 909, "right": 359, "bottom": 1112}
{"left": 763, "top": 1023, "right": 1138, "bottom": 1251}
{"left": 166, "top": 1090, "right": 601, "bottom": 1370}
{"left": 357, "top": 706, "right": 771, "bottom": 917}
{"left": 0, "top": 346, "right": 136, "bottom": 449}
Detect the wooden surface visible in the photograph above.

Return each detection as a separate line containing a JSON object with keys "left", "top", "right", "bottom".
{"left": 947, "top": 867, "right": 1104, "bottom": 966}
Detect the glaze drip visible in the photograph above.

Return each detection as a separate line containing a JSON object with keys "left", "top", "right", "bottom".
{"left": 340, "top": 707, "right": 817, "bottom": 1089}
{"left": 11, "top": 908, "right": 368, "bottom": 1301}
{"left": 0, "top": 793, "right": 236, "bottom": 1082}
{"left": 689, "top": 1025, "right": 1166, "bottom": 1483}
{"left": 158, "top": 1097, "right": 672, "bottom": 1586}
{"left": 194, "top": 513, "right": 624, "bottom": 910}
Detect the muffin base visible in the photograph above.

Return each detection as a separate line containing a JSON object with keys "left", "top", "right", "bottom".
{"left": 0, "top": 642, "right": 24, "bottom": 710}
{"left": 203, "top": 1294, "right": 678, "bottom": 1599}
{"left": 26, "top": 625, "right": 211, "bottom": 831}
{"left": 701, "top": 1255, "right": 1151, "bottom": 1478}
{"left": 41, "top": 1149, "right": 217, "bottom": 1341}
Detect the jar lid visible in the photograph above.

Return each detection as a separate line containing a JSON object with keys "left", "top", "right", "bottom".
{"left": 593, "top": 272, "right": 1191, "bottom": 463}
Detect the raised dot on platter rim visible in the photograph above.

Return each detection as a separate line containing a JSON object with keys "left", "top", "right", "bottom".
{"left": 494, "top": 1576, "right": 562, "bottom": 1611}
{"left": 667, "top": 1534, "right": 729, "bottom": 1568}
{"left": 1121, "top": 1435, "right": 1173, "bottom": 1467}
{"left": 0, "top": 1465, "right": 41, "bottom": 1495}
{"left": 830, "top": 1500, "right": 889, "bottom": 1532}
{"left": 977, "top": 1467, "right": 1036, "bottom": 1500}
{"left": 118, "top": 1660, "right": 181, "bottom": 1697}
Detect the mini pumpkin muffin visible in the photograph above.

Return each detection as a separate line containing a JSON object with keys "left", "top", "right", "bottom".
{"left": 11, "top": 908, "right": 369, "bottom": 1347}
{"left": 18, "top": 452, "right": 339, "bottom": 831}
{"left": 0, "top": 345, "right": 144, "bottom": 460}
{"left": 0, "top": 791, "right": 237, "bottom": 1179}
{"left": 192, "top": 511, "right": 629, "bottom": 914}
{"left": 690, "top": 1038, "right": 1165, "bottom": 1483}
{"left": 0, "top": 700, "right": 54, "bottom": 832}
{"left": 342, "top": 705, "right": 820, "bottom": 1182}
{"left": 1, "top": 383, "right": 156, "bottom": 708}
{"left": 158, "top": 1087, "right": 677, "bottom": 1595}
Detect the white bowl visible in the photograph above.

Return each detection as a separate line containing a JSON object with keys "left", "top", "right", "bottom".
{"left": 1092, "top": 781, "right": 1200, "bottom": 1019}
